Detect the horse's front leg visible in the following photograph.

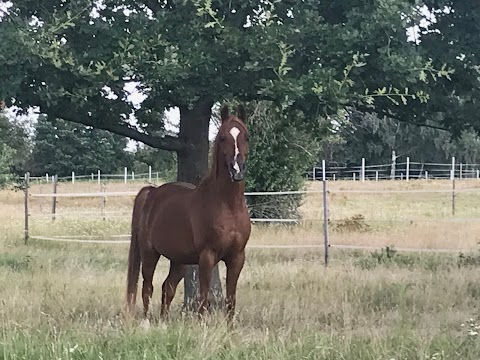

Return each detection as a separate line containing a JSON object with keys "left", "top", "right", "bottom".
{"left": 197, "top": 250, "right": 216, "bottom": 317}
{"left": 225, "top": 250, "right": 245, "bottom": 324}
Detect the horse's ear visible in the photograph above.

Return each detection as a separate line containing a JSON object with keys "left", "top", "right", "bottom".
{"left": 220, "top": 105, "right": 229, "bottom": 123}
{"left": 237, "top": 104, "right": 247, "bottom": 123}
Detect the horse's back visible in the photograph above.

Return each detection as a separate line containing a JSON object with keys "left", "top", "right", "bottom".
{"left": 170, "top": 181, "right": 196, "bottom": 190}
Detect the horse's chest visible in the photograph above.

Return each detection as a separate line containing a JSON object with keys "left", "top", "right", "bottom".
{"left": 211, "top": 216, "right": 249, "bottom": 249}
{"left": 213, "top": 224, "right": 243, "bottom": 243}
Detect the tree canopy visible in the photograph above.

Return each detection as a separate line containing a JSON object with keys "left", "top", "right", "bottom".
{"left": 2, "top": 0, "right": 477, "bottom": 149}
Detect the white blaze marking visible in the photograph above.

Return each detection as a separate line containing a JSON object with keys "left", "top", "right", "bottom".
{"left": 229, "top": 127, "right": 241, "bottom": 173}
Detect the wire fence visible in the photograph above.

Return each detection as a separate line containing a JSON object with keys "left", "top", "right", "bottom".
{"left": 22, "top": 172, "right": 480, "bottom": 264}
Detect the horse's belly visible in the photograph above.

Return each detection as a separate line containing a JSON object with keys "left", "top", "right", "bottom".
{"left": 162, "top": 252, "right": 199, "bottom": 265}
{"left": 148, "top": 213, "right": 198, "bottom": 262}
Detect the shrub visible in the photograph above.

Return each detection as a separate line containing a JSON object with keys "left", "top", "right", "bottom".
{"left": 241, "top": 101, "right": 320, "bottom": 220}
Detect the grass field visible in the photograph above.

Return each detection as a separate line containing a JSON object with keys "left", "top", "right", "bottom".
{"left": 1, "top": 179, "right": 480, "bottom": 359}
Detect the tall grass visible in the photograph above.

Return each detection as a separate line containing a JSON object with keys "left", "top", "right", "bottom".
{"left": 1, "top": 180, "right": 480, "bottom": 359}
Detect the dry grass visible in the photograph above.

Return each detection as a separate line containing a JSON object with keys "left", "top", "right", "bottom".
{"left": 1, "top": 179, "right": 480, "bottom": 359}
{"left": 7, "top": 179, "right": 480, "bottom": 250}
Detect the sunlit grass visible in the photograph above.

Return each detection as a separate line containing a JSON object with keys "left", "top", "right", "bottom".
{"left": 5, "top": 179, "right": 479, "bottom": 250}
{"left": 1, "top": 180, "right": 480, "bottom": 359}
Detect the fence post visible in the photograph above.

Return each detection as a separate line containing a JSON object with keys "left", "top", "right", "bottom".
{"left": 451, "top": 157, "right": 455, "bottom": 180}
{"left": 132, "top": 171, "right": 135, "bottom": 181}
{"left": 353, "top": 173, "right": 356, "bottom": 181}
{"left": 406, "top": 157, "right": 410, "bottom": 182}
{"left": 401, "top": 173, "right": 403, "bottom": 180}
{"left": 101, "top": 183, "right": 106, "bottom": 221}
{"left": 333, "top": 174, "right": 336, "bottom": 181}
{"left": 91, "top": 173, "right": 94, "bottom": 181}
{"left": 52, "top": 175, "right": 58, "bottom": 221}
{"left": 24, "top": 173, "right": 29, "bottom": 244}
{"left": 425, "top": 171, "right": 428, "bottom": 180}
{"left": 460, "top": 163, "right": 463, "bottom": 179}
{"left": 451, "top": 173, "right": 456, "bottom": 216}
{"left": 72, "top": 171, "right": 75, "bottom": 184}
{"left": 361, "top": 158, "right": 365, "bottom": 182}
{"left": 149, "top": 166, "right": 152, "bottom": 183}
{"left": 477, "top": 169, "right": 479, "bottom": 179}
{"left": 312, "top": 166, "right": 316, "bottom": 181}
{"left": 375, "top": 171, "right": 379, "bottom": 182}
{"left": 124, "top": 167, "right": 128, "bottom": 184}
{"left": 46, "top": 173, "right": 49, "bottom": 183}
{"left": 156, "top": 172, "right": 159, "bottom": 183}
{"left": 97, "top": 170, "right": 101, "bottom": 185}
{"left": 322, "top": 160, "right": 329, "bottom": 267}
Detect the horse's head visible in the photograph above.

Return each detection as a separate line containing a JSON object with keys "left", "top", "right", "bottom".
{"left": 216, "top": 104, "right": 249, "bottom": 182}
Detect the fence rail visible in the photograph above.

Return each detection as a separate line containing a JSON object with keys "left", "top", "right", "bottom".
{"left": 309, "top": 156, "right": 480, "bottom": 181}
{"left": 22, "top": 169, "right": 480, "bottom": 266}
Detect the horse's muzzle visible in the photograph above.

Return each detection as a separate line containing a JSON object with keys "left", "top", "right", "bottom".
{"left": 232, "top": 172, "right": 244, "bottom": 182}
{"left": 228, "top": 161, "right": 246, "bottom": 182}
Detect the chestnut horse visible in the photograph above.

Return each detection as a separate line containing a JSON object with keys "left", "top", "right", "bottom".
{"left": 126, "top": 104, "right": 251, "bottom": 324}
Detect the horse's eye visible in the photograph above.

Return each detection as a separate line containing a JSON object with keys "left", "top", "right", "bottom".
{"left": 220, "top": 135, "right": 226, "bottom": 141}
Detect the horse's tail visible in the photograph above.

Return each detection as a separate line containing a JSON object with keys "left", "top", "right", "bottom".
{"left": 126, "top": 186, "right": 153, "bottom": 312}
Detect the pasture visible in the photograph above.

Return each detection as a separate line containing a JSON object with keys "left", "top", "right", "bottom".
{"left": 1, "top": 179, "right": 480, "bottom": 359}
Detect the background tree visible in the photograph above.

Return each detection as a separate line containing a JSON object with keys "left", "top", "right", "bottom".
{"left": 131, "top": 144, "right": 176, "bottom": 183}
{"left": 0, "top": 143, "right": 16, "bottom": 187}
{"left": 30, "top": 115, "right": 131, "bottom": 177}
{"left": 0, "top": 112, "right": 31, "bottom": 176}
{"left": 321, "top": 111, "right": 452, "bottom": 166}
{"left": 2, "top": 0, "right": 478, "bottom": 307}
{"left": 319, "top": 111, "right": 480, "bottom": 178}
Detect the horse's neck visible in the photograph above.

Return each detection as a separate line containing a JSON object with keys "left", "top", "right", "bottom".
{"left": 199, "top": 173, "right": 246, "bottom": 210}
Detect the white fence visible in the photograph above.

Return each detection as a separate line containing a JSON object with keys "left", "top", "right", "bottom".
{"left": 24, "top": 157, "right": 480, "bottom": 185}
{"left": 26, "top": 166, "right": 161, "bottom": 184}
{"left": 309, "top": 157, "right": 480, "bottom": 181}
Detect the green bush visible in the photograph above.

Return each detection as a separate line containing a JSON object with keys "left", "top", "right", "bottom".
{"left": 0, "top": 143, "right": 16, "bottom": 188}
{"left": 242, "top": 102, "right": 320, "bottom": 220}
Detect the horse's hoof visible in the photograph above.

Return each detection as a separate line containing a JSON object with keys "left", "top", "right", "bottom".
{"left": 140, "top": 318, "right": 150, "bottom": 331}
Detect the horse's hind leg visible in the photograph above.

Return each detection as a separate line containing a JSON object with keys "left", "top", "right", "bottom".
{"left": 141, "top": 249, "right": 160, "bottom": 323}
{"left": 160, "top": 262, "right": 186, "bottom": 318}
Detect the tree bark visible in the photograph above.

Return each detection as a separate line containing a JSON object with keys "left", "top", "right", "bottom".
{"left": 177, "top": 101, "right": 224, "bottom": 311}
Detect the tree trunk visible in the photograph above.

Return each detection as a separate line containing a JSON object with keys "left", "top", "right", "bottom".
{"left": 177, "top": 101, "right": 224, "bottom": 311}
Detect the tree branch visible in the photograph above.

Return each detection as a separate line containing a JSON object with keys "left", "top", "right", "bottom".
{"left": 144, "top": 0, "right": 167, "bottom": 14}
{"left": 355, "top": 105, "right": 449, "bottom": 132}
{"left": 50, "top": 106, "right": 186, "bottom": 152}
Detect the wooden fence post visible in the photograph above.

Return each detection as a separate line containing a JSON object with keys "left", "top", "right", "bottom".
{"left": 24, "top": 173, "right": 30, "bottom": 244}
{"left": 322, "top": 160, "right": 329, "bottom": 267}
{"left": 52, "top": 175, "right": 58, "bottom": 221}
